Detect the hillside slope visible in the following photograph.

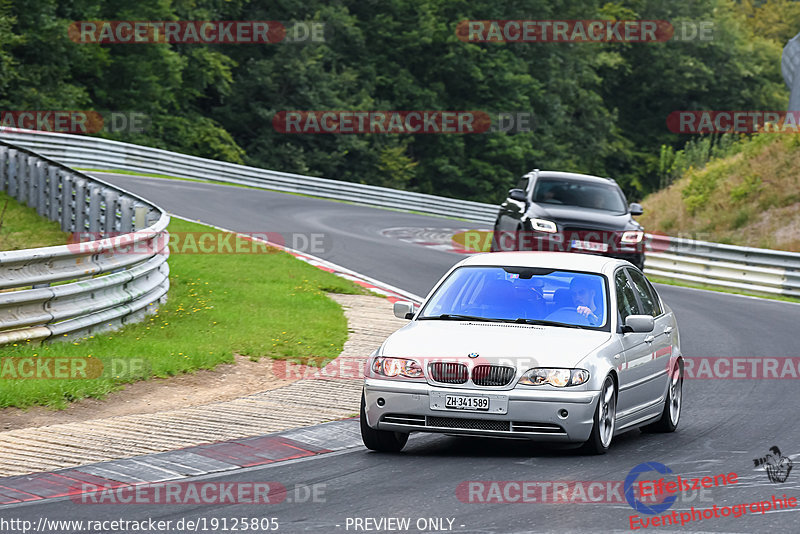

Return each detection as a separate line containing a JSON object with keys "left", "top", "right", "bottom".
{"left": 640, "top": 134, "right": 800, "bottom": 251}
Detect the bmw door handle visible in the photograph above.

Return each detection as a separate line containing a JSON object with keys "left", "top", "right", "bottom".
{"left": 663, "top": 326, "right": 674, "bottom": 335}
{"left": 644, "top": 335, "right": 655, "bottom": 344}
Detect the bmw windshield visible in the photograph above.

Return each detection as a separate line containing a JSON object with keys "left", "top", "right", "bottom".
{"left": 418, "top": 266, "right": 609, "bottom": 330}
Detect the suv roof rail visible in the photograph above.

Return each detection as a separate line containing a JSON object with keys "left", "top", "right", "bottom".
{"left": 605, "top": 176, "right": 616, "bottom": 183}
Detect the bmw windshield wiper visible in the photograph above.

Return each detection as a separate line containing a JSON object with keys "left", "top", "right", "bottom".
{"left": 419, "top": 314, "right": 510, "bottom": 323}
{"left": 514, "top": 318, "right": 584, "bottom": 329}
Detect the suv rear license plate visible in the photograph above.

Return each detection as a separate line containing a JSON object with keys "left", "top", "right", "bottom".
{"left": 571, "top": 239, "right": 608, "bottom": 252}
{"left": 445, "top": 395, "right": 489, "bottom": 411}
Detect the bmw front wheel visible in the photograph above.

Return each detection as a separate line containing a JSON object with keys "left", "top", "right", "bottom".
{"left": 360, "top": 391, "right": 408, "bottom": 452}
{"left": 581, "top": 375, "right": 616, "bottom": 455}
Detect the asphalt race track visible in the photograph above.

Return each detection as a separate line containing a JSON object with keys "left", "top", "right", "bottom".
{"left": 96, "top": 174, "right": 486, "bottom": 298}
{"left": 5, "top": 173, "right": 800, "bottom": 533}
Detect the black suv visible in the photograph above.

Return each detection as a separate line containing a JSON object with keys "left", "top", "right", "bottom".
{"left": 491, "top": 170, "right": 645, "bottom": 270}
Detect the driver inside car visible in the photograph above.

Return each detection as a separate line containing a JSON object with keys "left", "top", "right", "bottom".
{"left": 571, "top": 277, "right": 600, "bottom": 323}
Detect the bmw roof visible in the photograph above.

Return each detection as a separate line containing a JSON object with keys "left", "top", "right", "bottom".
{"left": 457, "top": 251, "right": 630, "bottom": 272}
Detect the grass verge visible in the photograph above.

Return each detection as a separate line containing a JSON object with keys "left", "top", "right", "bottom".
{"left": 0, "top": 192, "right": 70, "bottom": 251}
{"left": 77, "top": 168, "right": 237, "bottom": 185}
{"left": 0, "top": 217, "right": 371, "bottom": 409}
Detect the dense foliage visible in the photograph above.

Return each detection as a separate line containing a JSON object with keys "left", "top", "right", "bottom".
{"left": 0, "top": 0, "right": 791, "bottom": 202}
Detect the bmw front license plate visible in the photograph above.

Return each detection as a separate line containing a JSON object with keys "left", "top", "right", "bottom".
{"left": 445, "top": 395, "right": 489, "bottom": 411}
{"left": 571, "top": 239, "right": 608, "bottom": 253}
{"left": 429, "top": 391, "right": 508, "bottom": 413}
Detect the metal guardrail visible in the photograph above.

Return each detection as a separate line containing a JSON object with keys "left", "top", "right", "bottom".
{"left": 1, "top": 129, "right": 799, "bottom": 301}
{"left": 0, "top": 129, "right": 499, "bottom": 224}
{"left": 0, "top": 139, "right": 170, "bottom": 345}
{"left": 645, "top": 235, "right": 800, "bottom": 299}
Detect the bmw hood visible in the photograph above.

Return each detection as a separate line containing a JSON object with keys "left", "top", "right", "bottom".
{"left": 380, "top": 320, "right": 612, "bottom": 369}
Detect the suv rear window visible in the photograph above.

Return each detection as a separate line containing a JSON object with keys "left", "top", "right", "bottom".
{"left": 533, "top": 178, "right": 627, "bottom": 214}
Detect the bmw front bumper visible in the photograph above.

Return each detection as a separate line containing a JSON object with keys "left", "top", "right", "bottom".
{"left": 363, "top": 378, "right": 601, "bottom": 443}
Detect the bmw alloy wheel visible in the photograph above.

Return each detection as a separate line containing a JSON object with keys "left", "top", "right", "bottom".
{"left": 599, "top": 376, "right": 616, "bottom": 448}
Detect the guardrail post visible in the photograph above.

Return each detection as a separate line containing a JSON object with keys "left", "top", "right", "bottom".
{"left": 48, "top": 167, "right": 60, "bottom": 221}
{"left": 104, "top": 190, "right": 118, "bottom": 235}
{"left": 16, "top": 153, "right": 28, "bottom": 203}
{"left": 73, "top": 178, "right": 87, "bottom": 232}
{"left": 19, "top": 154, "right": 31, "bottom": 205}
{"left": 7, "top": 149, "right": 17, "bottom": 198}
{"left": 0, "top": 145, "right": 7, "bottom": 191}
{"left": 88, "top": 184, "right": 102, "bottom": 232}
{"left": 134, "top": 205, "right": 147, "bottom": 230}
{"left": 35, "top": 161, "right": 47, "bottom": 217}
{"left": 119, "top": 196, "right": 134, "bottom": 233}
{"left": 60, "top": 177, "right": 74, "bottom": 232}
{"left": 27, "top": 157, "right": 39, "bottom": 208}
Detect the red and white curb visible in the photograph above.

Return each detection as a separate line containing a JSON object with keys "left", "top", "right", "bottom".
{"left": 0, "top": 419, "right": 361, "bottom": 506}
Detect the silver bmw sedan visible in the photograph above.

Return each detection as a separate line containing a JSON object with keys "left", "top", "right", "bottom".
{"left": 361, "top": 252, "right": 683, "bottom": 454}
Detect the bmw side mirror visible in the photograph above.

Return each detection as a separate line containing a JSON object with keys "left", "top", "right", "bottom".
{"left": 393, "top": 301, "right": 416, "bottom": 320}
{"left": 508, "top": 188, "right": 527, "bottom": 202}
{"left": 623, "top": 315, "right": 654, "bottom": 333}
{"left": 629, "top": 203, "right": 643, "bottom": 216}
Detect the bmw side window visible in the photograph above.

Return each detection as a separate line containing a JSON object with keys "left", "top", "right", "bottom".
{"left": 515, "top": 177, "right": 529, "bottom": 192}
{"left": 615, "top": 270, "right": 640, "bottom": 323}
{"left": 627, "top": 269, "right": 660, "bottom": 317}
{"left": 646, "top": 279, "right": 664, "bottom": 316}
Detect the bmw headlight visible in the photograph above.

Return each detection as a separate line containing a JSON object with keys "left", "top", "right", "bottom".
{"left": 518, "top": 368, "right": 590, "bottom": 387}
{"left": 621, "top": 231, "right": 644, "bottom": 244}
{"left": 531, "top": 218, "right": 557, "bottom": 233}
{"left": 372, "top": 357, "right": 424, "bottom": 378}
